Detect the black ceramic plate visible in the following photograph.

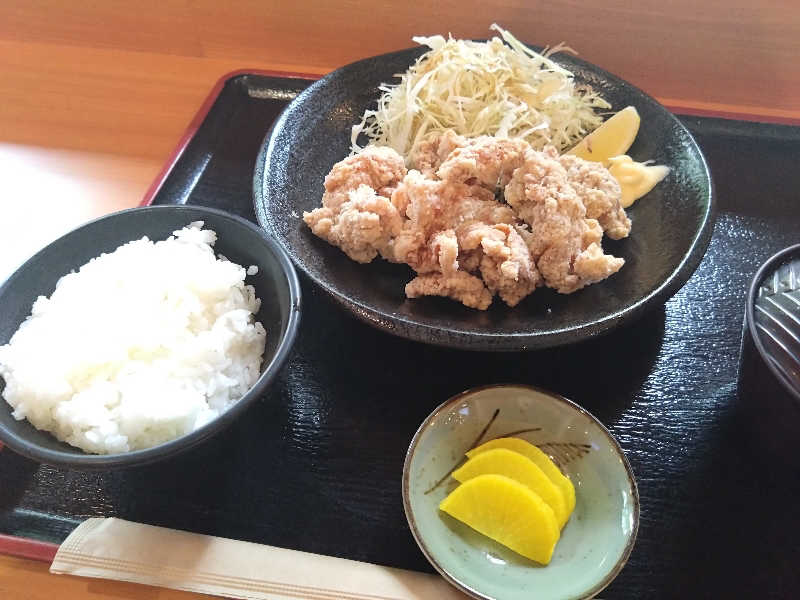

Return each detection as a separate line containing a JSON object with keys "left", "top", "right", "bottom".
{"left": 254, "top": 46, "right": 714, "bottom": 351}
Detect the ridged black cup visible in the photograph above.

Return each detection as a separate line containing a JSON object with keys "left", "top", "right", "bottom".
{"left": 738, "top": 244, "right": 800, "bottom": 467}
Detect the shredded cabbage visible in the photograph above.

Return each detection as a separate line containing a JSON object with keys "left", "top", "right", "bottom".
{"left": 351, "top": 24, "right": 611, "bottom": 160}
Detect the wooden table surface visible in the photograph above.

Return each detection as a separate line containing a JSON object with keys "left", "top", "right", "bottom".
{"left": 1, "top": 1, "right": 798, "bottom": 597}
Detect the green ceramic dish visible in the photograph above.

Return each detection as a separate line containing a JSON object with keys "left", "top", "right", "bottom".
{"left": 402, "top": 384, "right": 639, "bottom": 600}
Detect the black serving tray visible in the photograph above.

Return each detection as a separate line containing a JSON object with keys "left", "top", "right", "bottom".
{"left": 2, "top": 72, "right": 799, "bottom": 599}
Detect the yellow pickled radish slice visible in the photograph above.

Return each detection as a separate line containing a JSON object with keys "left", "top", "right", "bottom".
{"left": 452, "top": 448, "right": 568, "bottom": 528}
{"left": 566, "top": 106, "right": 640, "bottom": 163}
{"left": 440, "top": 473, "right": 560, "bottom": 564}
{"left": 466, "top": 437, "right": 576, "bottom": 516}
{"left": 607, "top": 155, "right": 670, "bottom": 208}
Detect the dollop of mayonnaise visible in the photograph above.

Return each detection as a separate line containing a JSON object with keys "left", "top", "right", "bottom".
{"left": 608, "top": 155, "right": 670, "bottom": 208}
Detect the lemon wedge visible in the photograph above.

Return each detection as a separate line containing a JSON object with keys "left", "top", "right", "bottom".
{"left": 452, "top": 447, "right": 568, "bottom": 528}
{"left": 467, "top": 437, "right": 576, "bottom": 516}
{"left": 566, "top": 106, "right": 640, "bottom": 163}
{"left": 440, "top": 473, "right": 560, "bottom": 564}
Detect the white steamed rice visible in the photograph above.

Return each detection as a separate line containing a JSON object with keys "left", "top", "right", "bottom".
{"left": 0, "top": 222, "right": 266, "bottom": 454}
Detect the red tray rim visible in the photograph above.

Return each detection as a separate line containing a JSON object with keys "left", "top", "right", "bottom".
{"left": 2, "top": 65, "right": 799, "bottom": 564}
{"left": 0, "top": 533, "right": 59, "bottom": 562}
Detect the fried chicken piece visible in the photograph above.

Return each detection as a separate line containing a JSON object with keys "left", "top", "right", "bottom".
{"left": 304, "top": 146, "right": 407, "bottom": 263}
{"left": 391, "top": 170, "right": 515, "bottom": 273}
{"left": 572, "top": 242, "right": 625, "bottom": 286}
{"left": 405, "top": 271, "right": 493, "bottom": 310}
{"left": 460, "top": 223, "right": 541, "bottom": 306}
{"left": 505, "top": 147, "right": 624, "bottom": 294}
{"left": 320, "top": 146, "right": 407, "bottom": 212}
{"left": 437, "top": 137, "right": 529, "bottom": 190}
{"left": 558, "top": 154, "right": 631, "bottom": 239}
{"left": 303, "top": 185, "right": 403, "bottom": 263}
{"left": 537, "top": 237, "right": 624, "bottom": 294}
{"left": 410, "top": 130, "right": 466, "bottom": 177}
